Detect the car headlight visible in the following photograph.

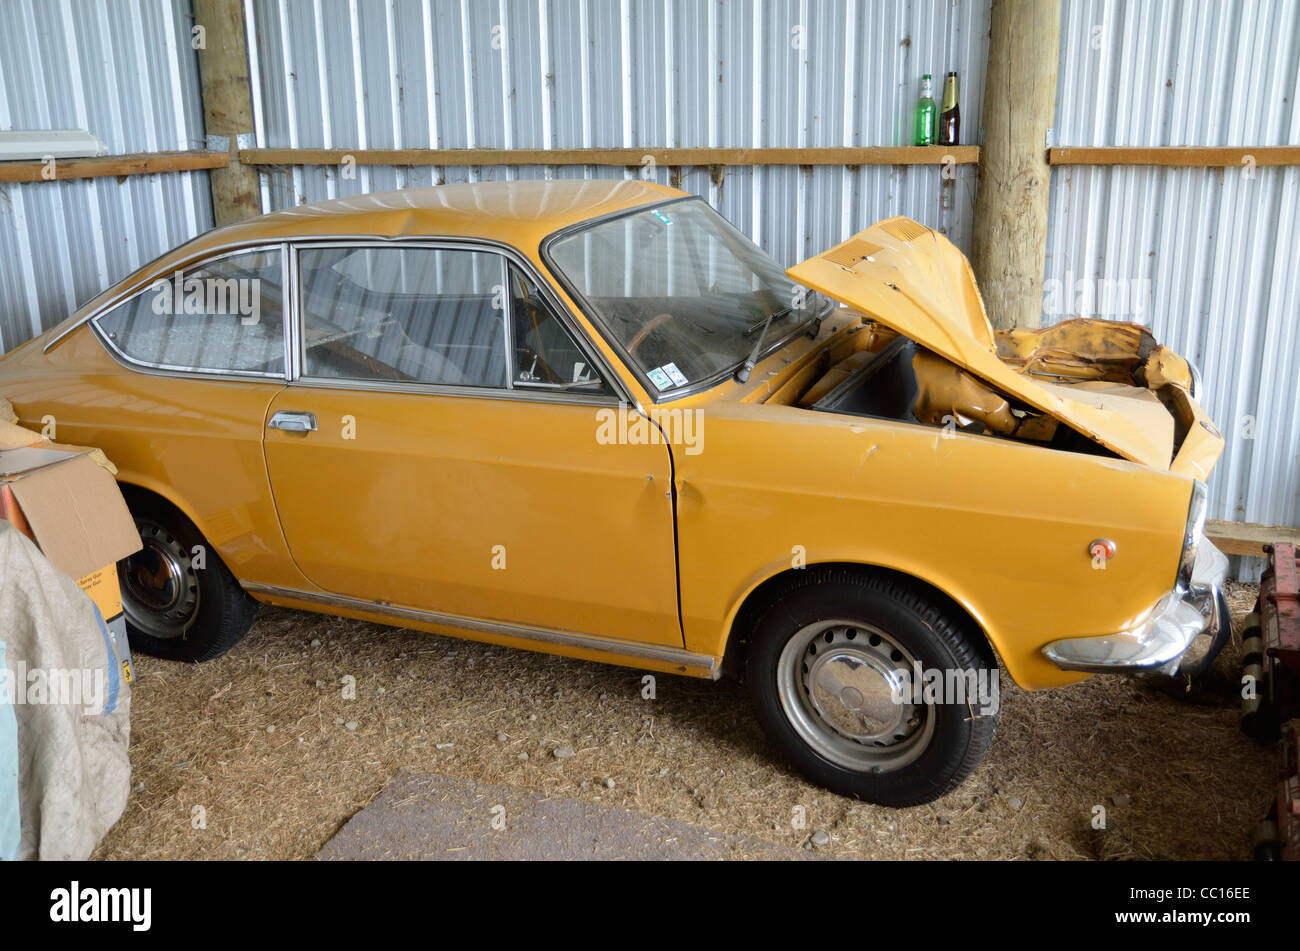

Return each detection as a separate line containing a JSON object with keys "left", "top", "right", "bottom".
{"left": 1177, "top": 480, "right": 1208, "bottom": 591}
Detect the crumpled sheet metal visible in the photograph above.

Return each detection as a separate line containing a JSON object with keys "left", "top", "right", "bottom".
{"left": 911, "top": 350, "right": 1058, "bottom": 441}
{"left": 995, "top": 318, "right": 1193, "bottom": 390}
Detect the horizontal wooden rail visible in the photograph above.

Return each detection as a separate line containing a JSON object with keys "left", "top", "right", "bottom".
{"left": 0, "top": 150, "right": 230, "bottom": 183}
{"left": 1206, "top": 519, "right": 1300, "bottom": 559}
{"left": 1049, "top": 146, "right": 1300, "bottom": 167}
{"left": 240, "top": 145, "right": 980, "bottom": 168}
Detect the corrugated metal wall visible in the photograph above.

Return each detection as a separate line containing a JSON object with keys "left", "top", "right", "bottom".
{"left": 1049, "top": 0, "right": 1300, "bottom": 570}
{"left": 0, "top": 0, "right": 214, "bottom": 352}
{"left": 245, "top": 0, "right": 989, "bottom": 265}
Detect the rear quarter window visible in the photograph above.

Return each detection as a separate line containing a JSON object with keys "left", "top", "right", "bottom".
{"left": 95, "top": 247, "right": 285, "bottom": 376}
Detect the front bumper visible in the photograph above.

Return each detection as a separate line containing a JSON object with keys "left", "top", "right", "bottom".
{"left": 1042, "top": 540, "right": 1231, "bottom": 676}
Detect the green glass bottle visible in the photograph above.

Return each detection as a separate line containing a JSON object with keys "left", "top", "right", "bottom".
{"left": 914, "top": 74, "right": 937, "bottom": 146}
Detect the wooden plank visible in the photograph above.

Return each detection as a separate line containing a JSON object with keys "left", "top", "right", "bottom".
{"left": 1206, "top": 519, "right": 1300, "bottom": 558}
{"left": 194, "top": 0, "right": 261, "bottom": 224}
{"left": 238, "top": 146, "right": 980, "bottom": 168}
{"left": 971, "top": 0, "right": 1062, "bottom": 330}
{"left": 1049, "top": 146, "right": 1300, "bottom": 167}
{"left": 0, "top": 151, "right": 229, "bottom": 183}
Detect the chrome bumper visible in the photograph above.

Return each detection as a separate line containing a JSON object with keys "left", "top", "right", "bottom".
{"left": 1042, "top": 539, "right": 1232, "bottom": 676}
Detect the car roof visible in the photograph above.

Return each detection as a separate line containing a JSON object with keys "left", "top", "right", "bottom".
{"left": 40, "top": 179, "right": 685, "bottom": 340}
{"left": 202, "top": 178, "right": 683, "bottom": 250}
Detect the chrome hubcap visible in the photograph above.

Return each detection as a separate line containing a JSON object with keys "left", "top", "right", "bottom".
{"left": 777, "top": 619, "right": 933, "bottom": 773}
{"left": 119, "top": 519, "right": 199, "bottom": 639}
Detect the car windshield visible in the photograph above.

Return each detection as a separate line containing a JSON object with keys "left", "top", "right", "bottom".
{"left": 547, "top": 199, "right": 828, "bottom": 393}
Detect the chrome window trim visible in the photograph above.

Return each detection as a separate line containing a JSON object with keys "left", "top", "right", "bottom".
{"left": 286, "top": 237, "right": 631, "bottom": 406}
{"left": 241, "top": 581, "right": 717, "bottom": 676}
{"left": 539, "top": 195, "right": 829, "bottom": 404}
{"left": 275, "top": 374, "right": 621, "bottom": 407}
{"left": 88, "top": 242, "right": 291, "bottom": 380}
{"left": 61, "top": 232, "right": 636, "bottom": 408}
{"left": 500, "top": 253, "right": 515, "bottom": 389}
{"left": 285, "top": 238, "right": 302, "bottom": 382}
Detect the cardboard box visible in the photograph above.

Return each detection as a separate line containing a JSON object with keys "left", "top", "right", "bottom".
{"left": 0, "top": 441, "right": 142, "bottom": 684}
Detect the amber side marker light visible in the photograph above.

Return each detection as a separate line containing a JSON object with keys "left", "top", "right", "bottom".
{"left": 1089, "top": 538, "right": 1118, "bottom": 562}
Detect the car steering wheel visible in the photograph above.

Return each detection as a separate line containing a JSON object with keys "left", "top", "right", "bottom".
{"left": 627, "top": 312, "right": 676, "bottom": 358}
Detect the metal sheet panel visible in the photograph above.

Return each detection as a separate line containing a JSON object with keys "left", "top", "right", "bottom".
{"left": 247, "top": 0, "right": 989, "bottom": 265}
{"left": 1052, "top": 0, "right": 1300, "bottom": 576}
{"left": 0, "top": 0, "right": 213, "bottom": 352}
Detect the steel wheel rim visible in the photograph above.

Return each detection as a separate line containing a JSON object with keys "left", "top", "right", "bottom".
{"left": 119, "top": 518, "right": 199, "bottom": 639}
{"left": 776, "top": 618, "right": 934, "bottom": 773}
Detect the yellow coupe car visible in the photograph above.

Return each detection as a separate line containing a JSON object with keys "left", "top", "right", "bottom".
{"left": 0, "top": 180, "right": 1230, "bottom": 805}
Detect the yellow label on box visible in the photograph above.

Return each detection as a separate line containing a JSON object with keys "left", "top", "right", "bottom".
{"left": 76, "top": 564, "right": 123, "bottom": 620}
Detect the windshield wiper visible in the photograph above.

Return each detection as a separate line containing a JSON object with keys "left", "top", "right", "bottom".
{"left": 735, "top": 306, "right": 792, "bottom": 382}
{"left": 804, "top": 296, "right": 829, "bottom": 338}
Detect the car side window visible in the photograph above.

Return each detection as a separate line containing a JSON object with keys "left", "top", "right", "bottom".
{"left": 95, "top": 248, "right": 285, "bottom": 375}
{"left": 508, "top": 266, "right": 610, "bottom": 394}
{"left": 298, "top": 246, "right": 508, "bottom": 388}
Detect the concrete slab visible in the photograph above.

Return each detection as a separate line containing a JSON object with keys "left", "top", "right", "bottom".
{"left": 317, "top": 769, "right": 817, "bottom": 861}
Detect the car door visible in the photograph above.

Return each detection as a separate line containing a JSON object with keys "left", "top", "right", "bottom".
{"left": 262, "top": 241, "right": 683, "bottom": 648}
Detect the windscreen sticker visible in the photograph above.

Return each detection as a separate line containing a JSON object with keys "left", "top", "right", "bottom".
{"left": 646, "top": 367, "right": 673, "bottom": 390}
{"left": 651, "top": 210, "right": 673, "bottom": 225}
{"left": 662, "top": 362, "right": 689, "bottom": 387}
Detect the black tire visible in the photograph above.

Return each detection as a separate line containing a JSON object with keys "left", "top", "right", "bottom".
{"left": 117, "top": 492, "right": 259, "bottom": 662}
{"left": 745, "top": 568, "right": 998, "bottom": 806}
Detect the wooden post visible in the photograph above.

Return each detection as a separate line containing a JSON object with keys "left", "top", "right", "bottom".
{"left": 194, "top": 0, "right": 261, "bottom": 226}
{"left": 971, "top": 0, "right": 1061, "bottom": 330}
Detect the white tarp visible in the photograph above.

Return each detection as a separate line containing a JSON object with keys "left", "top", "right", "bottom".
{"left": 0, "top": 520, "right": 131, "bottom": 860}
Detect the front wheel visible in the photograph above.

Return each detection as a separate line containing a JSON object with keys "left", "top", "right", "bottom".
{"left": 746, "top": 570, "right": 998, "bottom": 806}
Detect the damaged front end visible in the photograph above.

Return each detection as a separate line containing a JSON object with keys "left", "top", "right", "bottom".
{"left": 785, "top": 217, "right": 1224, "bottom": 480}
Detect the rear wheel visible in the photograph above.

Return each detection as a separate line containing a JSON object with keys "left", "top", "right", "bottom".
{"left": 746, "top": 570, "right": 999, "bottom": 806}
{"left": 118, "top": 493, "right": 259, "bottom": 662}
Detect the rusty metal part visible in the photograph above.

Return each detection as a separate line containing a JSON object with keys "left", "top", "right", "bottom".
{"left": 1243, "top": 544, "right": 1300, "bottom": 736}
{"left": 1264, "top": 543, "right": 1300, "bottom": 706}
{"left": 1247, "top": 543, "right": 1300, "bottom": 860}
{"left": 994, "top": 317, "right": 1194, "bottom": 390}
{"left": 1279, "top": 721, "right": 1300, "bottom": 861}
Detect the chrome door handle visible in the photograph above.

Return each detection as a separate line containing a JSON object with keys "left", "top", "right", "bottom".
{"left": 268, "top": 411, "right": 317, "bottom": 432}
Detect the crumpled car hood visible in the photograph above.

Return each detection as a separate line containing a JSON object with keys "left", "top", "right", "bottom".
{"left": 787, "top": 217, "right": 1223, "bottom": 475}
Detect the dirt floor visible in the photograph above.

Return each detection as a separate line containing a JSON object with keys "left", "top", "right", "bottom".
{"left": 95, "top": 581, "right": 1276, "bottom": 861}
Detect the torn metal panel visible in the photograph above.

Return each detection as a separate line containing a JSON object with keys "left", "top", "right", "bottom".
{"left": 995, "top": 317, "right": 1193, "bottom": 390}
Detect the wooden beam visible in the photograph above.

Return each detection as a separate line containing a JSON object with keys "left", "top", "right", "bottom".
{"left": 1206, "top": 519, "right": 1300, "bottom": 559}
{"left": 238, "top": 146, "right": 980, "bottom": 168}
{"left": 194, "top": 0, "right": 261, "bottom": 225}
{"left": 1049, "top": 146, "right": 1300, "bottom": 167}
{"left": 0, "top": 151, "right": 229, "bottom": 183}
{"left": 971, "top": 0, "right": 1062, "bottom": 331}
